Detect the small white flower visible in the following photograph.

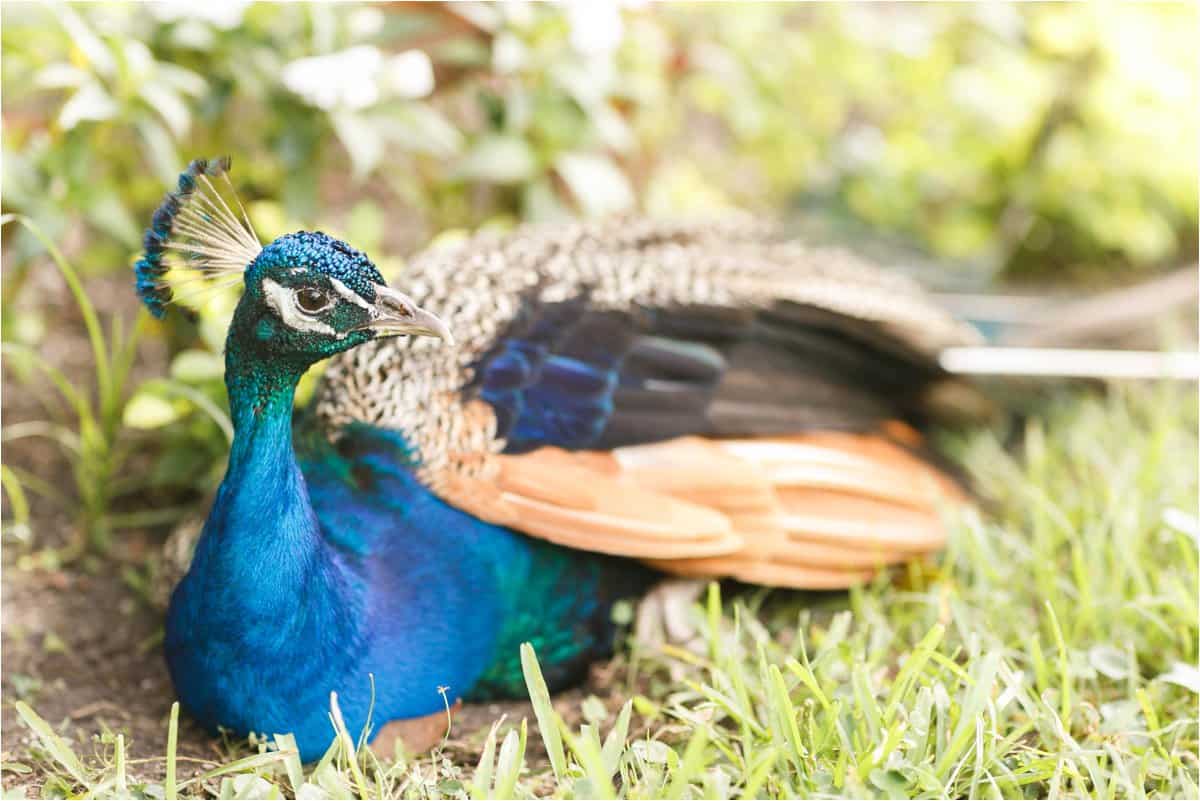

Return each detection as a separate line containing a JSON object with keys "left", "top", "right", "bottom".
{"left": 839, "top": 124, "right": 886, "bottom": 168}
{"left": 282, "top": 46, "right": 434, "bottom": 110}
{"left": 492, "top": 32, "right": 527, "bottom": 75}
{"left": 565, "top": 1, "right": 624, "bottom": 56}
{"left": 282, "top": 46, "right": 383, "bottom": 111}
{"left": 152, "top": 0, "right": 250, "bottom": 30}
{"left": 381, "top": 50, "right": 435, "bottom": 100}
{"left": 1159, "top": 662, "right": 1200, "bottom": 694}
{"left": 347, "top": 7, "right": 385, "bottom": 39}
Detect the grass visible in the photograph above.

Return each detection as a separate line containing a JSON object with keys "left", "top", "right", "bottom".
{"left": 0, "top": 214, "right": 145, "bottom": 560}
{"left": 2, "top": 213, "right": 235, "bottom": 566}
{"left": 5, "top": 382, "right": 1197, "bottom": 799}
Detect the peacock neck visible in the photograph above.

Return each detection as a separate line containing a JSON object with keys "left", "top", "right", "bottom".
{"left": 191, "top": 342, "right": 338, "bottom": 616}
{"left": 224, "top": 335, "right": 310, "bottom": 435}
{"left": 222, "top": 342, "right": 309, "bottom": 513}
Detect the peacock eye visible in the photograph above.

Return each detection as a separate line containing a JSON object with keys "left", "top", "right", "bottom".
{"left": 295, "top": 287, "right": 331, "bottom": 314}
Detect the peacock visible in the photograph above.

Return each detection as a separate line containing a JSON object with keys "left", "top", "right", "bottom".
{"left": 135, "top": 157, "right": 980, "bottom": 761}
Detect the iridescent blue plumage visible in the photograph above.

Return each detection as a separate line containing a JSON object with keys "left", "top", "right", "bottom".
{"left": 259, "top": 231, "right": 384, "bottom": 299}
{"left": 474, "top": 303, "right": 640, "bottom": 453}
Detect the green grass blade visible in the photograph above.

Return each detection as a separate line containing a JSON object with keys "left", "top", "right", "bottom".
{"left": 601, "top": 699, "right": 632, "bottom": 777}
{"left": 1, "top": 343, "right": 94, "bottom": 428}
{"left": 785, "top": 656, "right": 831, "bottom": 713}
{"left": 935, "top": 650, "right": 1000, "bottom": 779}
{"left": 768, "top": 664, "right": 806, "bottom": 768}
{"left": 273, "top": 733, "right": 305, "bottom": 793}
{"left": 492, "top": 725, "right": 525, "bottom": 799}
{"left": 166, "top": 700, "right": 179, "bottom": 800}
{"left": 112, "top": 312, "right": 147, "bottom": 404}
{"left": 328, "top": 691, "right": 370, "bottom": 799}
{"left": 2, "top": 421, "right": 83, "bottom": 455}
{"left": 141, "top": 377, "right": 235, "bottom": 443}
{"left": 114, "top": 732, "right": 129, "bottom": 797}
{"left": 739, "top": 748, "right": 778, "bottom": 799}
{"left": 179, "top": 751, "right": 296, "bottom": 791}
{"left": 0, "top": 465, "right": 31, "bottom": 538}
{"left": 664, "top": 728, "right": 708, "bottom": 800}
{"left": 0, "top": 214, "right": 112, "bottom": 411}
{"left": 705, "top": 582, "right": 722, "bottom": 661}
{"left": 1044, "top": 601, "right": 1072, "bottom": 722}
{"left": 561, "top": 721, "right": 615, "bottom": 799}
{"left": 13, "top": 701, "right": 92, "bottom": 791}
{"left": 882, "top": 622, "right": 944, "bottom": 725}
{"left": 470, "top": 721, "right": 499, "bottom": 799}
{"left": 520, "top": 642, "right": 567, "bottom": 780}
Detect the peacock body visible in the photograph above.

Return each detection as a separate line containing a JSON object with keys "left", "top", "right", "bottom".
{"left": 137, "top": 159, "right": 975, "bottom": 760}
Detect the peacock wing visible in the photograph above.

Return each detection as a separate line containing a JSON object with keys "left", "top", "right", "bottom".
{"left": 312, "top": 217, "right": 979, "bottom": 587}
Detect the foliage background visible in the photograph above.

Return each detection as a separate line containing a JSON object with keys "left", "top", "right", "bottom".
{"left": 4, "top": 1, "right": 1196, "bottom": 276}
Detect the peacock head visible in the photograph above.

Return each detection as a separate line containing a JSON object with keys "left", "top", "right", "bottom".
{"left": 231, "top": 230, "right": 452, "bottom": 364}
{"left": 134, "top": 157, "right": 451, "bottom": 370}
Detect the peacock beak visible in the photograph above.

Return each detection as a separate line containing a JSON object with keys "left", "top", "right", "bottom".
{"left": 360, "top": 284, "right": 454, "bottom": 345}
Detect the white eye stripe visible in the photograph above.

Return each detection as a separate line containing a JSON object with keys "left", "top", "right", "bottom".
{"left": 261, "top": 277, "right": 339, "bottom": 336}
{"left": 329, "top": 277, "right": 373, "bottom": 310}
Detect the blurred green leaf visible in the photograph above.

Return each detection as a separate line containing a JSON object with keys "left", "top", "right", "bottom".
{"left": 13, "top": 702, "right": 91, "bottom": 791}
{"left": 83, "top": 195, "right": 140, "bottom": 248}
{"left": 55, "top": 5, "right": 115, "bottom": 78}
{"left": 136, "top": 117, "right": 183, "bottom": 185}
{"left": 123, "top": 393, "right": 182, "bottom": 430}
{"left": 33, "top": 63, "right": 88, "bottom": 90}
{"left": 58, "top": 83, "right": 118, "bottom": 129}
{"left": 379, "top": 103, "right": 462, "bottom": 157}
{"left": 456, "top": 135, "right": 538, "bottom": 184}
{"left": 556, "top": 152, "right": 633, "bottom": 217}
{"left": 332, "top": 112, "right": 385, "bottom": 179}
{"left": 140, "top": 81, "right": 192, "bottom": 138}
{"left": 170, "top": 350, "right": 225, "bottom": 383}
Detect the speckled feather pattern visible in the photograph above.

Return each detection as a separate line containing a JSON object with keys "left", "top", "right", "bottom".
{"left": 314, "top": 216, "right": 979, "bottom": 487}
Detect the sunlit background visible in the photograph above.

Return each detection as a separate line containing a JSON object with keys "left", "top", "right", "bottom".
{"left": 4, "top": 2, "right": 1196, "bottom": 280}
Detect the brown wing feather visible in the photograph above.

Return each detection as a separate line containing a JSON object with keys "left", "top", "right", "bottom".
{"left": 437, "top": 446, "right": 744, "bottom": 560}
{"left": 439, "top": 429, "right": 966, "bottom": 588}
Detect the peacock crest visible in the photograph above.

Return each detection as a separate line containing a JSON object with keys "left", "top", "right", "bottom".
{"left": 134, "top": 157, "right": 262, "bottom": 318}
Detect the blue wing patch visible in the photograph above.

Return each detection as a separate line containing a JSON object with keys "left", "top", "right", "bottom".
{"left": 507, "top": 355, "right": 617, "bottom": 451}
{"left": 471, "top": 297, "right": 730, "bottom": 453}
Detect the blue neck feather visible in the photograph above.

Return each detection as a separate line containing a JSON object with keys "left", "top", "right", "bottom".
{"left": 213, "top": 339, "right": 326, "bottom": 604}
{"left": 213, "top": 356, "right": 318, "bottom": 606}
{"left": 166, "top": 340, "right": 367, "bottom": 744}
